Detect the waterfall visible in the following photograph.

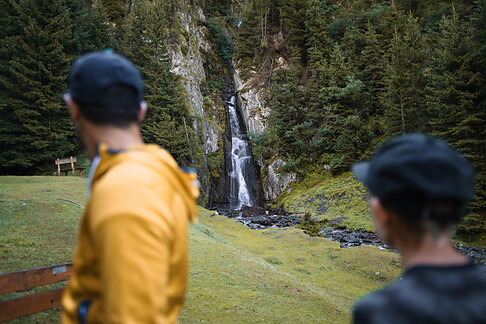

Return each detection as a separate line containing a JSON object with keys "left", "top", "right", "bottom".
{"left": 228, "top": 96, "right": 252, "bottom": 209}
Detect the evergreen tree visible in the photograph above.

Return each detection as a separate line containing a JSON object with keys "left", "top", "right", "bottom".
{"left": 235, "top": 0, "right": 276, "bottom": 67}
{"left": 427, "top": 9, "right": 486, "bottom": 210}
{"left": 279, "top": 0, "right": 308, "bottom": 63}
{"left": 359, "top": 19, "right": 387, "bottom": 145}
{"left": 0, "top": 0, "right": 77, "bottom": 174}
{"left": 65, "top": 0, "right": 114, "bottom": 53}
{"left": 382, "top": 13, "right": 427, "bottom": 135}
{"left": 305, "top": 0, "right": 331, "bottom": 69}
{"left": 102, "top": 0, "right": 127, "bottom": 25}
{"left": 317, "top": 44, "right": 370, "bottom": 171}
{"left": 470, "top": 0, "right": 486, "bottom": 211}
{"left": 235, "top": 0, "right": 260, "bottom": 64}
{"left": 121, "top": 0, "right": 193, "bottom": 166}
{"left": 268, "top": 69, "right": 309, "bottom": 160}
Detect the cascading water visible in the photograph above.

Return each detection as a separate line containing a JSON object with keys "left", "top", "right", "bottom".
{"left": 228, "top": 96, "right": 253, "bottom": 209}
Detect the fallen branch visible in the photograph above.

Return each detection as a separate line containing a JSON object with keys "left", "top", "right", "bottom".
{"left": 57, "top": 199, "right": 85, "bottom": 210}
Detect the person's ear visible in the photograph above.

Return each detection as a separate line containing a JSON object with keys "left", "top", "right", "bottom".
{"left": 64, "top": 94, "right": 80, "bottom": 123}
{"left": 370, "top": 196, "right": 392, "bottom": 239}
{"left": 139, "top": 101, "right": 147, "bottom": 122}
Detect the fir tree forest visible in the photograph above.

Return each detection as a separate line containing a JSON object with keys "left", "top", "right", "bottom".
{"left": 0, "top": 0, "right": 485, "bottom": 243}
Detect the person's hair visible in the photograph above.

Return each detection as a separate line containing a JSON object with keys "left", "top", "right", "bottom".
{"left": 384, "top": 193, "right": 465, "bottom": 233}
{"left": 76, "top": 85, "right": 140, "bottom": 128}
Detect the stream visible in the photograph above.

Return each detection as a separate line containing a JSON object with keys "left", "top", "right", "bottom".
{"left": 214, "top": 206, "right": 486, "bottom": 265}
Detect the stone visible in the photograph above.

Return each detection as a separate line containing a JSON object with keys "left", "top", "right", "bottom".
{"left": 329, "top": 216, "right": 348, "bottom": 226}
{"left": 262, "top": 158, "right": 297, "bottom": 201}
{"left": 169, "top": 7, "right": 221, "bottom": 155}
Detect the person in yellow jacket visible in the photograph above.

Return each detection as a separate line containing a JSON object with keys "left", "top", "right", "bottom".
{"left": 61, "top": 51, "right": 199, "bottom": 323}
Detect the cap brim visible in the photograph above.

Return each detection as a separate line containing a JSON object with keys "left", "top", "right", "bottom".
{"left": 351, "top": 162, "right": 370, "bottom": 184}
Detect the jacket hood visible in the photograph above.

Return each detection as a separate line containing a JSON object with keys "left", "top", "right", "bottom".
{"left": 90, "top": 143, "right": 199, "bottom": 222}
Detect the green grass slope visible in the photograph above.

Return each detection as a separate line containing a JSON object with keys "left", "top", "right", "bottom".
{"left": 0, "top": 177, "right": 402, "bottom": 323}
{"left": 182, "top": 208, "right": 401, "bottom": 323}
{"left": 0, "top": 176, "right": 86, "bottom": 272}
{"left": 274, "top": 172, "right": 373, "bottom": 232}
{"left": 275, "top": 171, "right": 486, "bottom": 247}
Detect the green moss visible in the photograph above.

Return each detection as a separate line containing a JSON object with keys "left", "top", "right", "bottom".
{"left": 275, "top": 171, "right": 373, "bottom": 232}
{"left": 206, "top": 148, "right": 224, "bottom": 184}
{"left": 265, "top": 256, "right": 283, "bottom": 265}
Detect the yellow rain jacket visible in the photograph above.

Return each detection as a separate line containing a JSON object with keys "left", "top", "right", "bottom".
{"left": 62, "top": 144, "right": 199, "bottom": 324}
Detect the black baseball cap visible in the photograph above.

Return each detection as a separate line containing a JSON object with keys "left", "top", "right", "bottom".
{"left": 352, "top": 133, "right": 474, "bottom": 221}
{"left": 67, "top": 51, "right": 144, "bottom": 105}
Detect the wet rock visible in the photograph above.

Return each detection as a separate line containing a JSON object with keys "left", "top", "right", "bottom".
{"left": 220, "top": 207, "right": 300, "bottom": 230}
{"left": 329, "top": 216, "right": 348, "bottom": 225}
{"left": 241, "top": 205, "right": 266, "bottom": 217}
{"left": 219, "top": 208, "right": 486, "bottom": 264}
{"left": 319, "top": 227, "right": 334, "bottom": 235}
{"left": 455, "top": 244, "right": 486, "bottom": 265}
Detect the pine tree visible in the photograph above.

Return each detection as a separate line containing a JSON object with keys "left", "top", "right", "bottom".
{"left": 279, "top": 0, "right": 308, "bottom": 63}
{"left": 235, "top": 0, "right": 275, "bottom": 67}
{"left": 0, "top": 0, "right": 77, "bottom": 174}
{"left": 268, "top": 69, "right": 309, "bottom": 159}
{"left": 121, "top": 0, "right": 193, "bottom": 166}
{"left": 382, "top": 13, "right": 427, "bottom": 135}
{"left": 310, "top": 44, "right": 371, "bottom": 171}
{"left": 102, "top": 0, "right": 128, "bottom": 25}
{"left": 359, "top": 20, "right": 387, "bottom": 145}
{"left": 305, "top": 0, "right": 331, "bottom": 70}
{"left": 64, "top": 0, "right": 114, "bottom": 53}
{"left": 427, "top": 9, "right": 486, "bottom": 210}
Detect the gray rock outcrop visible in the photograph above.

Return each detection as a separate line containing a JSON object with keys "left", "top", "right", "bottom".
{"left": 169, "top": 8, "right": 221, "bottom": 155}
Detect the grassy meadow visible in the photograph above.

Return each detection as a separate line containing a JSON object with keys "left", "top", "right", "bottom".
{"left": 0, "top": 176, "right": 402, "bottom": 323}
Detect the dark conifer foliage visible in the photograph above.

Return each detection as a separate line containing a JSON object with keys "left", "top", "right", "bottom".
{"left": 237, "top": 0, "right": 486, "bottom": 237}
{"left": 120, "top": 0, "right": 194, "bottom": 166}
{"left": 0, "top": 0, "right": 76, "bottom": 174}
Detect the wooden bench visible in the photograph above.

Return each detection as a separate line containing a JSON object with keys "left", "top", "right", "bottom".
{"left": 55, "top": 157, "right": 86, "bottom": 176}
{"left": 0, "top": 263, "right": 73, "bottom": 322}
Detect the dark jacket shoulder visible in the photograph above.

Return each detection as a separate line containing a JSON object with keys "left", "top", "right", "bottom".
{"left": 353, "top": 263, "right": 486, "bottom": 324}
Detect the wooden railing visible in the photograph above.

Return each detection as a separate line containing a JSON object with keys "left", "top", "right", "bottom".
{"left": 0, "top": 263, "right": 72, "bottom": 322}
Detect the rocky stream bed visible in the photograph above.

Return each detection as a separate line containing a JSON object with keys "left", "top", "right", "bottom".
{"left": 213, "top": 206, "right": 486, "bottom": 265}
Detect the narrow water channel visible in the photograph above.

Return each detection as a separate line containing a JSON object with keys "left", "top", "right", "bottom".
{"left": 227, "top": 95, "right": 252, "bottom": 209}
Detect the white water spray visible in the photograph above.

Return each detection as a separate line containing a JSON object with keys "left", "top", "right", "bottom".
{"left": 228, "top": 96, "right": 252, "bottom": 209}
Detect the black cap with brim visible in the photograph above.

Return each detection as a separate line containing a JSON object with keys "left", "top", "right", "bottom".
{"left": 67, "top": 51, "right": 144, "bottom": 105}
{"left": 351, "top": 161, "right": 370, "bottom": 186}
{"left": 351, "top": 133, "right": 475, "bottom": 221}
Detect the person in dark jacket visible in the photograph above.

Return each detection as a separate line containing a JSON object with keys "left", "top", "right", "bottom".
{"left": 351, "top": 133, "right": 486, "bottom": 324}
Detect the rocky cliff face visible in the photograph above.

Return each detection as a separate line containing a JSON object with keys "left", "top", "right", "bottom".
{"left": 169, "top": 8, "right": 221, "bottom": 156}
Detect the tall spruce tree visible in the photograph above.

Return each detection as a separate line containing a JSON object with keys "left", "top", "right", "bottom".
{"left": 65, "top": 0, "right": 114, "bottom": 54}
{"left": 268, "top": 69, "right": 309, "bottom": 160}
{"left": 279, "top": 0, "right": 308, "bottom": 63}
{"left": 121, "top": 0, "right": 193, "bottom": 166}
{"left": 312, "top": 44, "right": 371, "bottom": 171}
{"left": 382, "top": 13, "right": 427, "bottom": 135}
{"left": 427, "top": 10, "right": 486, "bottom": 211}
{"left": 0, "top": 0, "right": 77, "bottom": 174}
{"left": 305, "top": 0, "right": 330, "bottom": 69}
